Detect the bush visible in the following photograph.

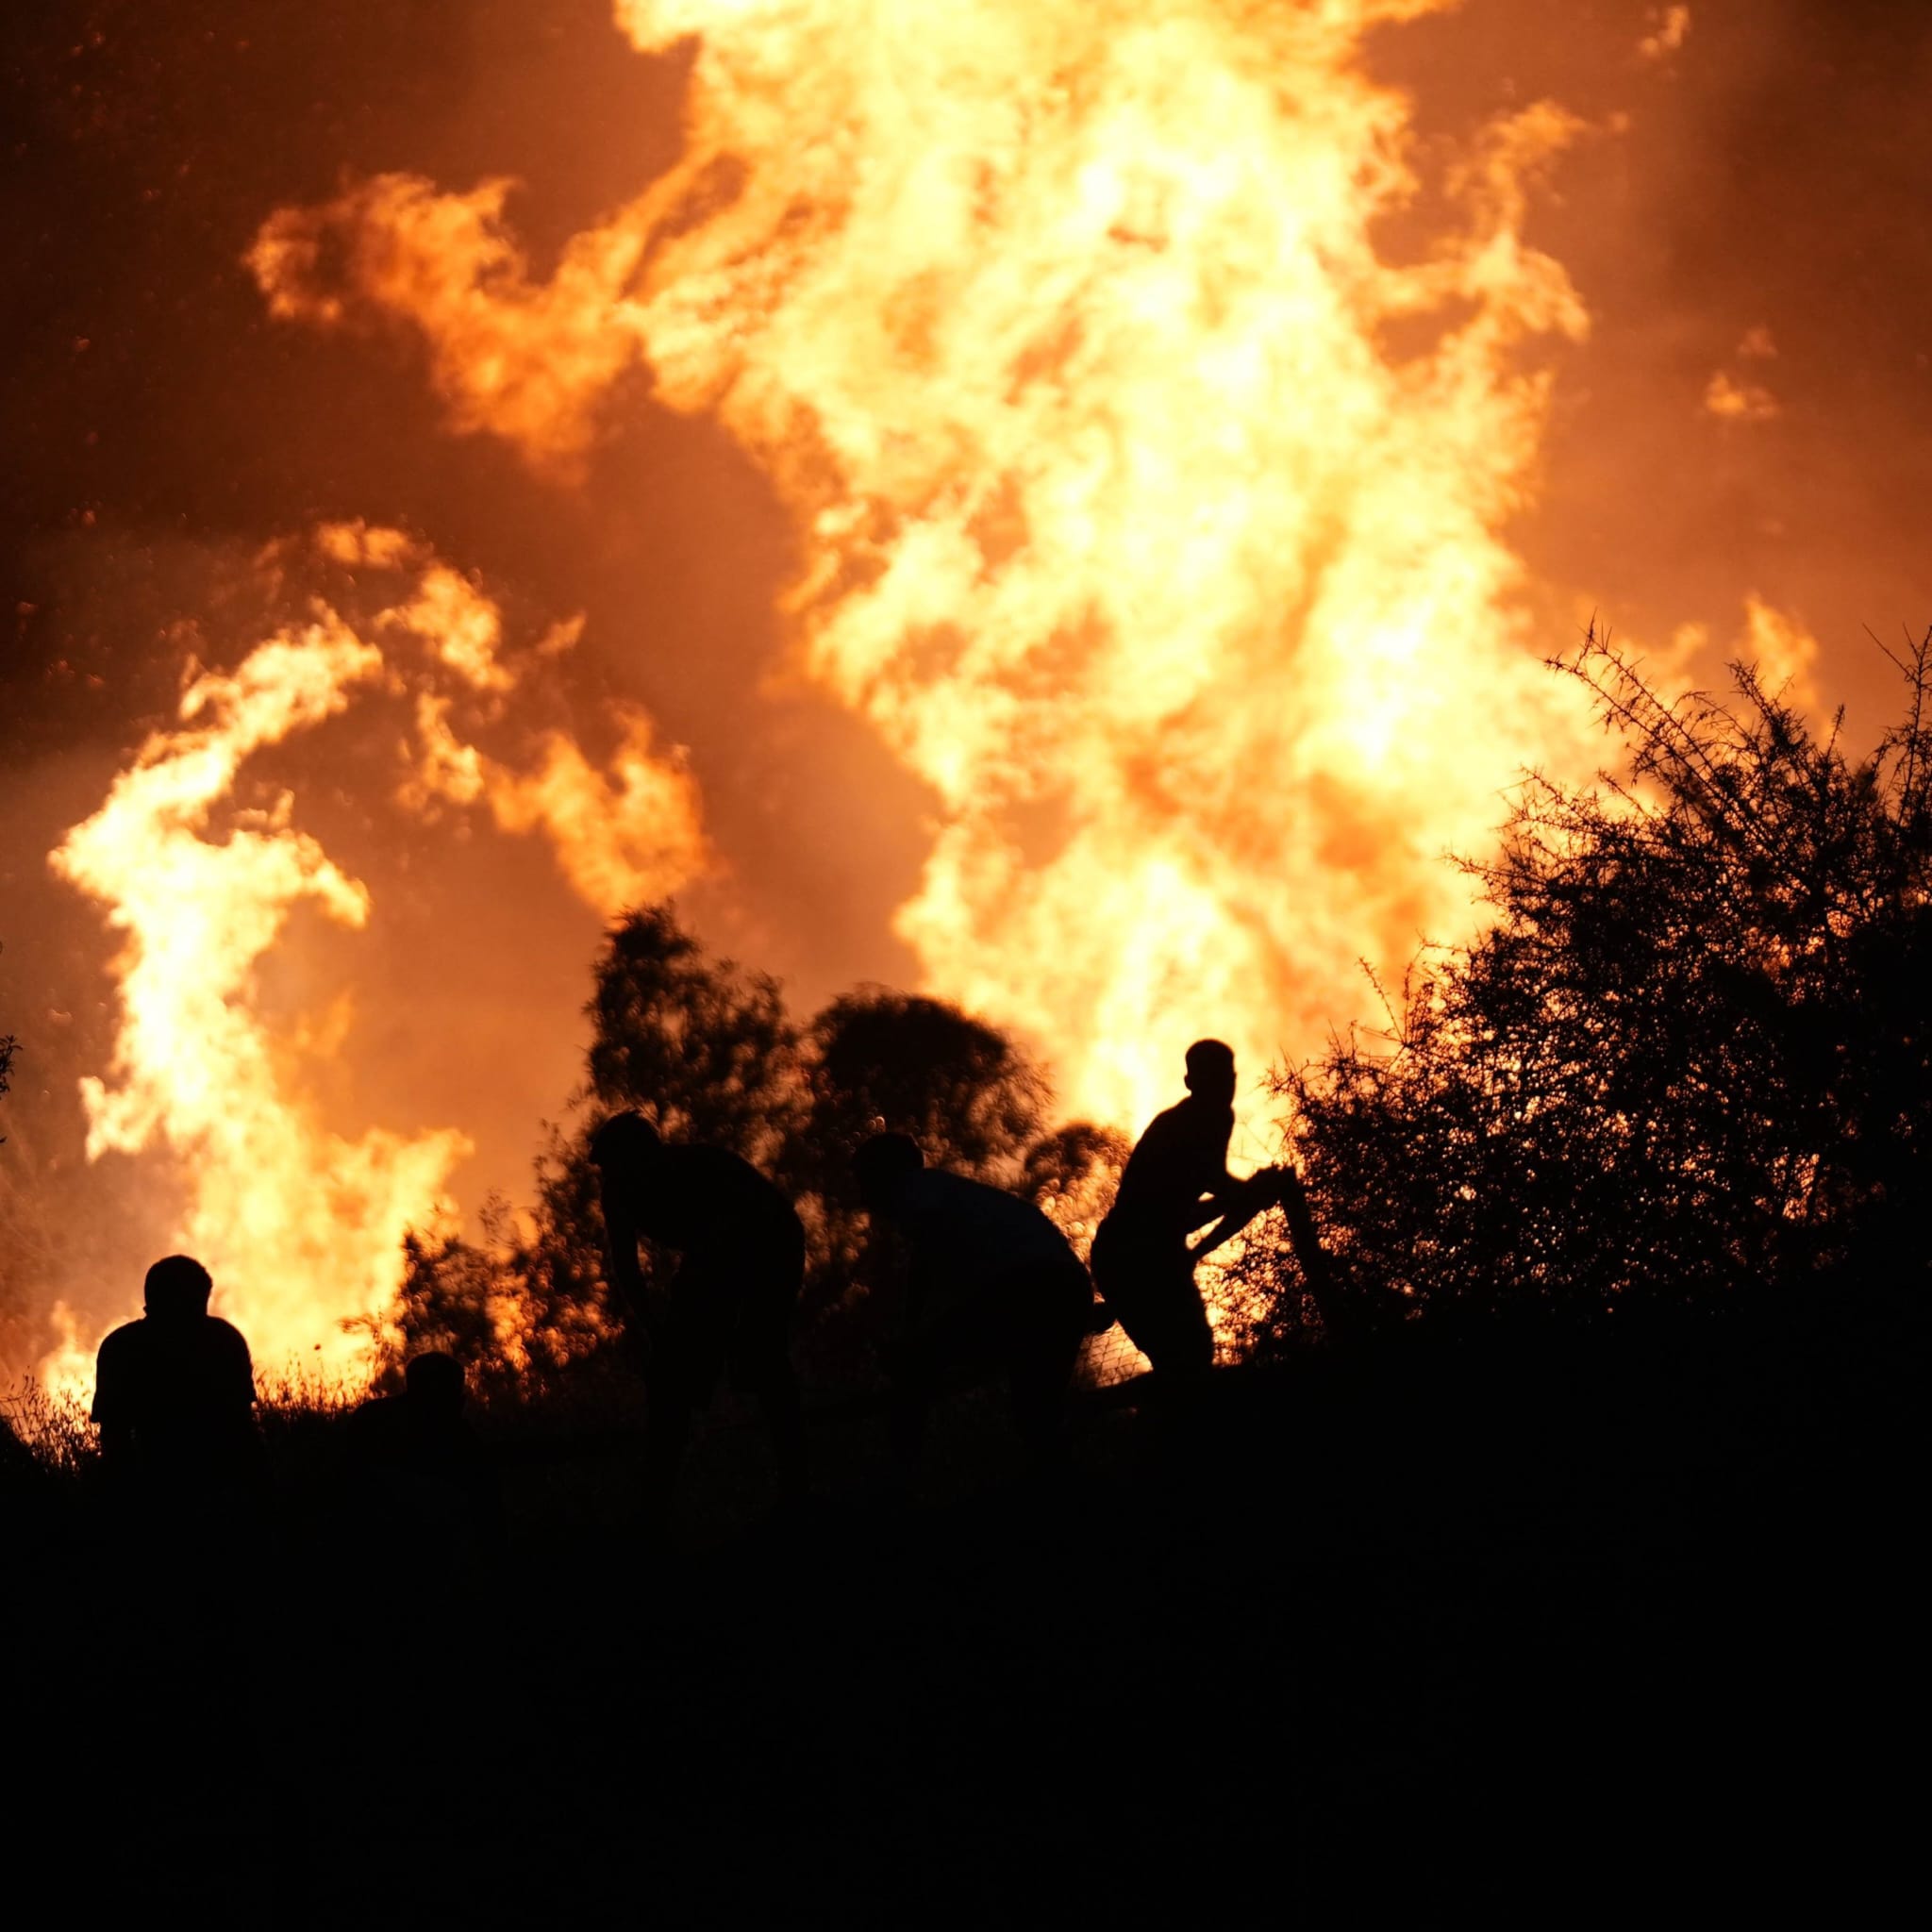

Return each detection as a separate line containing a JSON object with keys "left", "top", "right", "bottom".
{"left": 1255, "top": 626, "right": 1932, "bottom": 1339}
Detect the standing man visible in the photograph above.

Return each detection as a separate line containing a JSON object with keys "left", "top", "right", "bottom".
{"left": 590, "top": 1110, "right": 807, "bottom": 1520}
{"left": 92, "top": 1254, "right": 258, "bottom": 1498}
{"left": 1090, "top": 1040, "right": 1286, "bottom": 1385}
{"left": 854, "top": 1132, "right": 1094, "bottom": 1472}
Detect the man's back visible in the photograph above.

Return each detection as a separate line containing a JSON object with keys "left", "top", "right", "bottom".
{"left": 1110, "top": 1096, "right": 1235, "bottom": 1243}
{"left": 625, "top": 1142, "right": 801, "bottom": 1257}
{"left": 897, "top": 1168, "right": 1075, "bottom": 1313}
{"left": 92, "top": 1314, "right": 256, "bottom": 1475}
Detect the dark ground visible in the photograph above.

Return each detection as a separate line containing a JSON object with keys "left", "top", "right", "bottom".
{"left": 7, "top": 1315, "right": 1918, "bottom": 1923}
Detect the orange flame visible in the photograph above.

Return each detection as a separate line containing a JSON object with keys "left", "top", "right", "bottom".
{"left": 250, "top": 1, "right": 1613, "bottom": 1132}
{"left": 43, "top": 528, "right": 705, "bottom": 1396}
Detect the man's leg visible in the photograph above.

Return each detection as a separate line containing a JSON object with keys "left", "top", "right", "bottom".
{"left": 1096, "top": 1241, "right": 1210, "bottom": 1382}
{"left": 887, "top": 1306, "right": 990, "bottom": 1478}
{"left": 738, "top": 1319, "right": 807, "bottom": 1507}
{"left": 758, "top": 1362, "right": 808, "bottom": 1505}
{"left": 644, "top": 1286, "right": 723, "bottom": 1524}
{"left": 1147, "top": 1273, "right": 1215, "bottom": 1384}
{"left": 731, "top": 1243, "right": 808, "bottom": 1506}
{"left": 642, "top": 1358, "right": 695, "bottom": 1525}
{"left": 887, "top": 1330, "right": 939, "bottom": 1474}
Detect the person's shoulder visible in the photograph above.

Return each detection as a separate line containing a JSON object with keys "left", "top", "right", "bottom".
{"left": 923, "top": 1166, "right": 986, "bottom": 1206}
{"left": 684, "top": 1141, "right": 787, "bottom": 1199}
{"left": 95, "top": 1318, "right": 145, "bottom": 1361}
{"left": 935, "top": 1169, "right": 1041, "bottom": 1223}
{"left": 201, "top": 1316, "right": 254, "bottom": 1374}
{"left": 669, "top": 1141, "right": 758, "bottom": 1184}
{"left": 92, "top": 1320, "right": 146, "bottom": 1403}
{"left": 347, "top": 1393, "right": 405, "bottom": 1438}
{"left": 1138, "top": 1100, "right": 1194, "bottom": 1146}
{"left": 1177, "top": 1095, "right": 1232, "bottom": 1140}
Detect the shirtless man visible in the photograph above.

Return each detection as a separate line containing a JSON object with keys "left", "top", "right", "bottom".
{"left": 1089, "top": 1041, "right": 1287, "bottom": 1383}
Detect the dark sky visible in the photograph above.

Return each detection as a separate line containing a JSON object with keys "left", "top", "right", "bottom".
{"left": 4, "top": 0, "right": 1930, "bottom": 1348}
{"left": 1384, "top": 0, "right": 1932, "bottom": 674}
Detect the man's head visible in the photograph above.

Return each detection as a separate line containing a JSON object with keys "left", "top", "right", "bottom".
{"left": 143, "top": 1254, "right": 212, "bottom": 1322}
{"left": 1184, "top": 1039, "right": 1238, "bottom": 1108}
{"left": 403, "top": 1350, "right": 466, "bottom": 1424}
{"left": 588, "top": 1109, "right": 663, "bottom": 1177}
{"left": 853, "top": 1132, "right": 924, "bottom": 1222}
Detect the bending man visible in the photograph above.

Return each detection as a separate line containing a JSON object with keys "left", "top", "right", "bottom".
{"left": 854, "top": 1132, "right": 1093, "bottom": 1471}
{"left": 591, "top": 1111, "right": 807, "bottom": 1519}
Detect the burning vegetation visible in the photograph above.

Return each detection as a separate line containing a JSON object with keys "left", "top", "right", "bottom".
{"left": 3, "top": 3, "right": 1902, "bottom": 1409}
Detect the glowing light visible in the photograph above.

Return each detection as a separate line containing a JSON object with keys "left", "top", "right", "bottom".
{"left": 43, "top": 529, "right": 705, "bottom": 1395}
{"left": 253, "top": 1, "right": 1607, "bottom": 1129}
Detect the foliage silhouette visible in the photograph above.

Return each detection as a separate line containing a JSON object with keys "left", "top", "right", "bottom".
{"left": 800, "top": 989, "right": 1050, "bottom": 1180}
{"left": 389, "top": 910, "right": 1108, "bottom": 1398}
{"left": 783, "top": 989, "right": 1057, "bottom": 1346}
{"left": 1019, "top": 1122, "right": 1132, "bottom": 1260}
{"left": 585, "top": 906, "right": 807, "bottom": 1169}
{"left": 1249, "top": 626, "right": 1932, "bottom": 1341}
{"left": 389, "top": 913, "right": 804, "bottom": 1393}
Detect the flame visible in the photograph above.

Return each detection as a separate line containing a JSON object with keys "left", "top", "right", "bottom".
{"left": 251, "top": 2, "right": 1612, "bottom": 1129}
{"left": 1740, "top": 597, "right": 1822, "bottom": 715}
{"left": 43, "top": 528, "right": 705, "bottom": 1394}
{"left": 39, "top": 1303, "right": 97, "bottom": 1409}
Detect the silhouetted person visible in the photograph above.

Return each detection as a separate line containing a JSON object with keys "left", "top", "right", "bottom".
{"left": 1090, "top": 1041, "right": 1286, "bottom": 1385}
{"left": 92, "top": 1254, "right": 258, "bottom": 1498}
{"left": 591, "top": 1110, "right": 808, "bottom": 1521}
{"left": 347, "top": 1351, "right": 503, "bottom": 1566}
{"left": 854, "top": 1132, "right": 1092, "bottom": 1472}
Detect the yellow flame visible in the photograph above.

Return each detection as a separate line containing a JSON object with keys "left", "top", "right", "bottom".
{"left": 253, "top": 2, "right": 1612, "bottom": 1128}
{"left": 1740, "top": 597, "right": 1822, "bottom": 716}
{"left": 44, "top": 529, "right": 706, "bottom": 1394}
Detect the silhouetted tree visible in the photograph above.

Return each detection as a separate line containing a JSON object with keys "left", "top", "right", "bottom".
{"left": 390, "top": 912, "right": 808, "bottom": 1390}
{"left": 785, "top": 991, "right": 1054, "bottom": 1326}
{"left": 1255, "top": 627, "right": 1932, "bottom": 1341}
{"left": 388, "top": 1133, "right": 646, "bottom": 1401}
{"left": 391, "top": 912, "right": 1104, "bottom": 1397}
{"left": 585, "top": 907, "right": 806, "bottom": 1167}
{"left": 799, "top": 989, "right": 1049, "bottom": 1181}
{"left": 1021, "top": 1122, "right": 1130, "bottom": 1262}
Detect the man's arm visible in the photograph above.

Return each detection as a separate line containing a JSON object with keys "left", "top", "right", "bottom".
{"left": 1187, "top": 1169, "right": 1282, "bottom": 1261}
{"left": 1183, "top": 1182, "right": 1246, "bottom": 1236}
{"left": 1195, "top": 1108, "right": 1247, "bottom": 1230}
{"left": 226, "top": 1331, "right": 258, "bottom": 1425}
{"left": 91, "top": 1338, "right": 133, "bottom": 1467}
{"left": 1181, "top": 1114, "right": 1248, "bottom": 1236}
{"left": 599, "top": 1176, "right": 650, "bottom": 1314}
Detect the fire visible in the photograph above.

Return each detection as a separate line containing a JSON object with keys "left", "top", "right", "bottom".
{"left": 250, "top": 0, "right": 1606, "bottom": 1131}
{"left": 43, "top": 528, "right": 705, "bottom": 1396}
